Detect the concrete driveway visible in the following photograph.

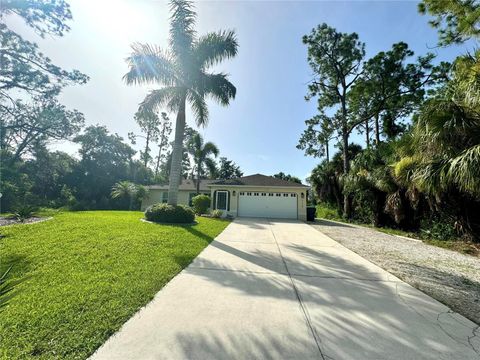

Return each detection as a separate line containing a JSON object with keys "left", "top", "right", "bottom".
{"left": 91, "top": 218, "right": 480, "bottom": 360}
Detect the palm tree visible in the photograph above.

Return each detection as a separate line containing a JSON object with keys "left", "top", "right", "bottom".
{"left": 111, "top": 181, "right": 147, "bottom": 210}
{"left": 124, "top": 0, "right": 238, "bottom": 206}
{"left": 187, "top": 133, "right": 219, "bottom": 193}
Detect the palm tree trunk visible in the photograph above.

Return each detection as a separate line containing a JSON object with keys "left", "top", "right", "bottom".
{"left": 167, "top": 95, "right": 186, "bottom": 206}
{"left": 325, "top": 140, "right": 329, "bottom": 162}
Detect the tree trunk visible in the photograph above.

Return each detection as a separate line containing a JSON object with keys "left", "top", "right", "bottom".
{"left": 143, "top": 132, "right": 150, "bottom": 167}
{"left": 342, "top": 131, "right": 351, "bottom": 218}
{"left": 155, "top": 126, "right": 166, "bottom": 177}
{"left": 167, "top": 96, "right": 186, "bottom": 206}
{"left": 374, "top": 113, "right": 380, "bottom": 145}
{"left": 196, "top": 162, "right": 201, "bottom": 194}
{"left": 325, "top": 140, "right": 329, "bottom": 162}
{"left": 365, "top": 119, "right": 370, "bottom": 149}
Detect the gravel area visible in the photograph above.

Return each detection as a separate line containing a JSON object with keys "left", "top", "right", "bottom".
{"left": 311, "top": 219, "right": 480, "bottom": 325}
{"left": 0, "top": 216, "right": 50, "bottom": 227}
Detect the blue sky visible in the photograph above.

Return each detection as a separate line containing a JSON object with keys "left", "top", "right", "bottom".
{"left": 9, "top": 0, "right": 470, "bottom": 181}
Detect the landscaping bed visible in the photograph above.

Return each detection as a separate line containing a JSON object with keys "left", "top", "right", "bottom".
{"left": 0, "top": 211, "right": 230, "bottom": 359}
{"left": 311, "top": 219, "right": 480, "bottom": 325}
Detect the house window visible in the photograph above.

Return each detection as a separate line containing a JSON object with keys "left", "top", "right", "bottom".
{"left": 216, "top": 191, "right": 228, "bottom": 211}
{"left": 291, "top": 194, "right": 296, "bottom": 197}
{"left": 161, "top": 192, "right": 168, "bottom": 203}
{"left": 188, "top": 193, "right": 196, "bottom": 206}
{"left": 268, "top": 193, "right": 274, "bottom": 196}
{"left": 247, "top": 192, "right": 252, "bottom": 196}
{"left": 276, "top": 193, "right": 281, "bottom": 197}
{"left": 254, "top": 192, "right": 259, "bottom": 196}
{"left": 283, "top": 193, "right": 289, "bottom": 197}
{"left": 240, "top": 192, "right": 244, "bottom": 195}
{"left": 261, "top": 193, "right": 266, "bottom": 196}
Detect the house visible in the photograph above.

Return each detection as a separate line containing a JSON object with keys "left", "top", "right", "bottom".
{"left": 142, "top": 174, "right": 309, "bottom": 220}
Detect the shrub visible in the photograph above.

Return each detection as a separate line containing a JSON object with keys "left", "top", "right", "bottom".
{"left": 13, "top": 205, "right": 36, "bottom": 222}
{"left": 192, "top": 194, "right": 210, "bottom": 215}
{"left": 211, "top": 209, "right": 223, "bottom": 218}
{"left": 145, "top": 203, "right": 195, "bottom": 223}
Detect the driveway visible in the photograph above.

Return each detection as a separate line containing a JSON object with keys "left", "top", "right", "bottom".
{"left": 91, "top": 218, "right": 480, "bottom": 360}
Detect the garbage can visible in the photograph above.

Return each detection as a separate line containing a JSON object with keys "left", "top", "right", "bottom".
{"left": 306, "top": 206, "right": 316, "bottom": 222}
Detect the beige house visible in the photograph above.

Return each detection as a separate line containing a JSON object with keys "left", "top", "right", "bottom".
{"left": 142, "top": 174, "right": 309, "bottom": 221}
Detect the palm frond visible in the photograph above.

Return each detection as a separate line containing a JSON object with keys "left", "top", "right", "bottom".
{"left": 140, "top": 87, "right": 182, "bottom": 113}
{"left": 200, "top": 73, "right": 236, "bottom": 106}
{"left": 124, "top": 43, "right": 177, "bottom": 86}
{"left": 448, "top": 144, "right": 480, "bottom": 196}
{"left": 194, "top": 30, "right": 238, "bottom": 68}
{"left": 187, "top": 89, "right": 209, "bottom": 126}
{"left": 202, "top": 142, "right": 219, "bottom": 158}
{"left": 204, "top": 157, "right": 218, "bottom": 176}
{"left": 169, "top": 0, "right": 197, "bottom": 59}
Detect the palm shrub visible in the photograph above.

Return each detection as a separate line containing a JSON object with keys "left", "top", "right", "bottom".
{"left": 124, "top": 0, "right": 238, "bottom": 206}
{"left": 187, "top": 134, "right": 219, "bottom": 193}
{"left": 192, "top": 194, "right": 210, "bottom": 215}
{"left": 13, "top": 205, "right": 36, "bottom": 222}
{"left": 111, "top": 181, "right": 148, "bottom": 210}
{"left": 145, "top": 203, "right": 195, "bottom": 223}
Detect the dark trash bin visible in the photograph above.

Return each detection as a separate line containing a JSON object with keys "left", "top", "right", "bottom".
{"left": 306, "top": 206, "right": 316, "bottom": 222}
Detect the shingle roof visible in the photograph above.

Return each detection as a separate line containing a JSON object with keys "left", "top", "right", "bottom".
{"left": 210, "top": 174, "right": 308, "bottom": 188}
{"left": 147, "top": 179, "right": 216, "bottom": 191}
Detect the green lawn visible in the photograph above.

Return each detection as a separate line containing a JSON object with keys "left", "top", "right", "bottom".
{"left": 0, "top": 211, "right": 230, "bottom": 359}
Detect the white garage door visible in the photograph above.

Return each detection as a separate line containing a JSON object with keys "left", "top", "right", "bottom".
{"left": 238, "top": 192, "right": 297, "bottom": 219}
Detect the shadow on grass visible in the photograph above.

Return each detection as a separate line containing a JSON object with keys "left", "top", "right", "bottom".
{"left": 0, "top": 255, "right": 31, "bottom": 309}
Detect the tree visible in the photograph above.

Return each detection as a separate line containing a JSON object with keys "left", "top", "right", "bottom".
{"left": 217, "top": 157, "right": 243, "bottom": 179}
{"left": 273, "top": 172, "right": 302, "bottom": 184}
{"left": 129, "top": 110, "right": 160, "bottom": 167}
{"left": 124, "top": 0, "right": 238, "bottom": 206}
{"left": 187, "top": 133, "right": 219, "bottom": 193}
{"left": 73, "top": 125, "right": 136, "bottom": 208}
{"left": 418, "top": 0, "right": 480, "bottom": 45}
{"left": 303, "top": 24, "right": 365, "bottom": 217}
{"left": 155, "top": 112, "right": 172, "bottom": 176}
{"left": 111, "top": 181, "right": 147, "bottom": 210}
{"left": 349, "top": 42, "right": 440, "bottom": 145}
{"left": 0, "top": 0, "right": 88, "bottom": 106}
{"left": 297, "top": 111, "right": 335, "bottom": 161}
{"left": 1, "top": 97, "right": 84, "bottom": 163}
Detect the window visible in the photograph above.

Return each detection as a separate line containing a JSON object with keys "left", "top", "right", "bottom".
{"left": 261, "top": 193, "right": 266, "bottom": 196}
{"left": 276, "top": 193, "right": 281, "bottom": 197}
{"left": 161, "top": 192, "right": 168, "bottom": 203}
{"left": 268, "top": 193, "right": 274, "bottom": 196}
{"left": 283, "top": 193, "right": 288, "bottom": 197}
{"left": 291, "top": 194, "right": 296, "bottom": 197}
{"left": 216, "top": 191, "right": 228, "bottom": 211}
{"left": 254, "top": 192, "right": 259, "bottom": 196}
{"left": 247, "top": 192, "right": 252, "bottom": 196}
{"left": 240, "top": 192, "right": 244, "bottom": 195}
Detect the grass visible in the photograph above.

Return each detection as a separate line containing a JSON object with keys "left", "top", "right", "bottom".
{"left": 315, "top": 203, "right": 480, "bottom": 257}
{"left": 0, "top": 211, "right": 230, "bottom": 359}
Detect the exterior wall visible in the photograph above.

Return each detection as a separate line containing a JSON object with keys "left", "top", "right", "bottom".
{"left": 209, "top": 186, "right": 308, "bottom": 221}
{"left": 141, "top": 190, "right": 191, "bottom": 210}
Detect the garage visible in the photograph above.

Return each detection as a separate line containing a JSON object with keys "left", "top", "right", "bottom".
{"left": 238, "top": 192, "right": 297, "bottom": 219}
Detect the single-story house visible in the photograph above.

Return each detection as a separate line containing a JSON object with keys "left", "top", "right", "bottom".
{"left": 142, "top": 174, "right": 309, "bottom": 220}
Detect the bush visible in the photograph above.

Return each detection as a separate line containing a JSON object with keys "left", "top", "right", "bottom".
{"left": 211, "top": 209, "right": 223, "bottom": 218}
{"left": 13, "top": 205, "right": 37, "bottom": 222}
{"left": 145, "top": 203, "right": 195, "bottom": 223}
{"left": 192, "top": 194, "right": 210, "bottom": 215}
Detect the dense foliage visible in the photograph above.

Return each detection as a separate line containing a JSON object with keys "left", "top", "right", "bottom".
{"left": 145, "top": 203, "right": 195, "bottom": 223}
{"left": 191, "top": 194, "right": 211, "bottom": 215}
{"left": 303, "top": 3, "right": 480, "bottom": 242}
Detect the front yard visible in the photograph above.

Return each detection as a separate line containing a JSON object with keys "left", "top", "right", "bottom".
{"left": 0, "top": 211, "right": 230, "bottom": 359}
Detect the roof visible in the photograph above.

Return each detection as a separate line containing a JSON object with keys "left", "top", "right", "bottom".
{"left": 210, "top": 174, "right": 308, "bottom": 188}
{"left": 147, "top": 179, "right": 216, "bottom": 191}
